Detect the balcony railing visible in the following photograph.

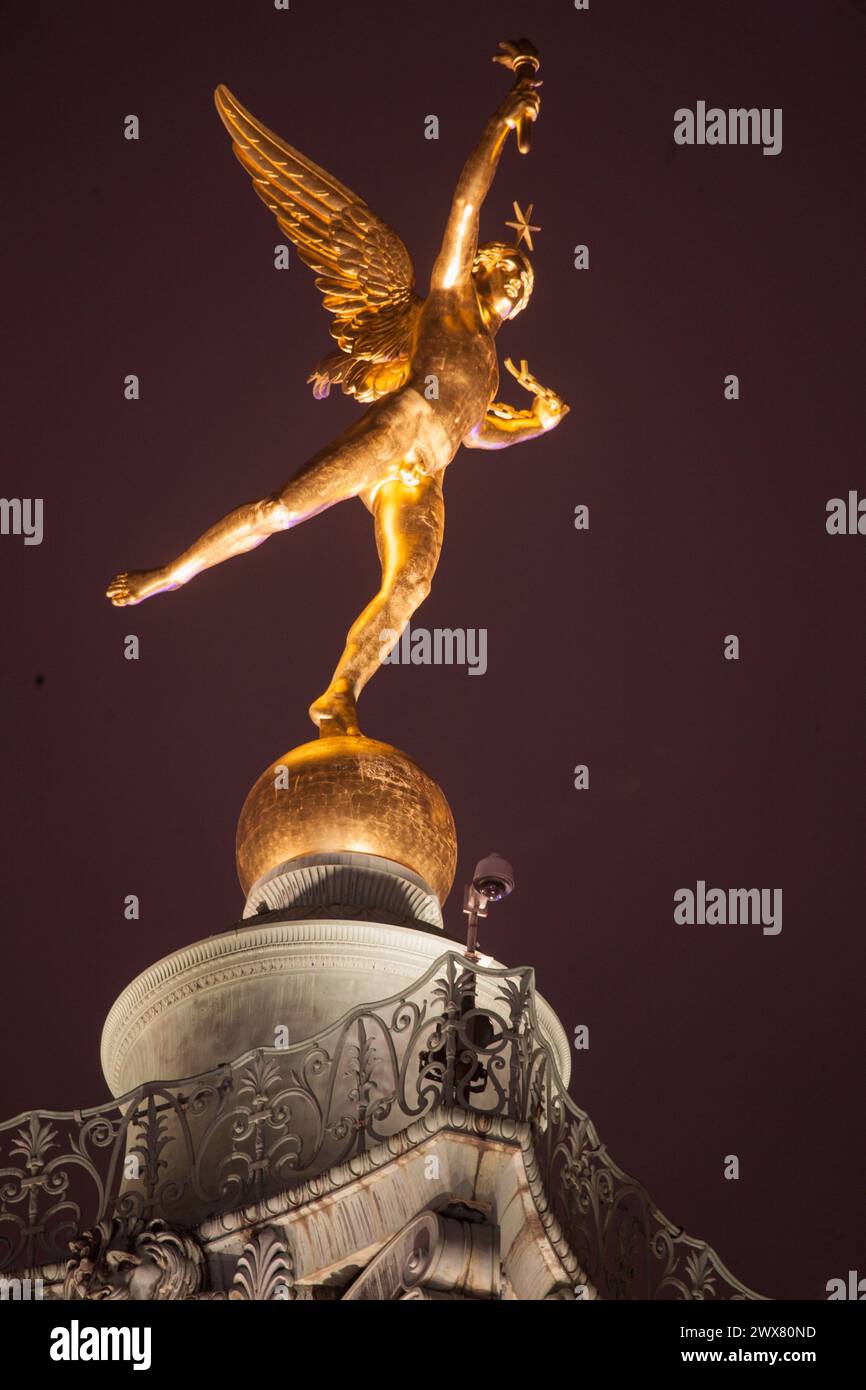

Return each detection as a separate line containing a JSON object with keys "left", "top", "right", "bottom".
{"left": 0, "top": 952, "right": 761, "bottom": 1298}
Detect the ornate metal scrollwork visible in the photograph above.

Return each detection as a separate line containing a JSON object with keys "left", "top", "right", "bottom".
{"left": 0, "top": 952, "right": 762, "bottom": 1299}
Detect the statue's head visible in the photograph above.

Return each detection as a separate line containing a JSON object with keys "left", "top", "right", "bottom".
{"left": 472, "top": 243, "right": 534, "bottom": 325}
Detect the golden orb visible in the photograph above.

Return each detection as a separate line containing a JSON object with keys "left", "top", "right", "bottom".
{"left": 236, "top": 736, "right": 457, "bottom": 905}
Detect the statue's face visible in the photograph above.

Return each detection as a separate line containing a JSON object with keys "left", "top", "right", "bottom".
{"left": 474, "top": 254, "right": 529, "bottom": 322}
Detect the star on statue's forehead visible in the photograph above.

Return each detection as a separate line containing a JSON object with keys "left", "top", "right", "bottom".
{"left": 505, "top": 200, "right": 541, "bottom": 252}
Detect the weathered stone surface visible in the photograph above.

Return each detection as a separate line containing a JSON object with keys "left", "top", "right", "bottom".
{"left": 198, "top": 1110, "right": 578, "bottom": 1299}
{"left": 101, "top": 918, "right": 571, "bottom": 1096}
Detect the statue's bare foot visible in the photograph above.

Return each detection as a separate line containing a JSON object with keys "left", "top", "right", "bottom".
{"left": 106, "top": 568, "right": 174, "bottom": 607}
{"left": 309, "top": 686, "right": 361, "bottom": 738}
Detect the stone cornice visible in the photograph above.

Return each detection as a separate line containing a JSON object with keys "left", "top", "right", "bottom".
{"left": 101, "top": 920, "right": 572, "bottom": 1095}
{"left": 196, "top": 1103, "right": 584, "bottom": 1294}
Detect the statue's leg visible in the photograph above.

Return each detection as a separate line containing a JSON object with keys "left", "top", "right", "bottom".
{"left": 309, "top": 474, "right": 445, "bottom": 736}
{"left": 106, "top": 394, "right": 422, "bottom": 607}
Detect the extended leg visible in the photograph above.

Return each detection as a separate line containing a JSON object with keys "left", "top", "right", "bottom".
{"left": 106, "top": 394, "right": 421, "bottom": 606}
{"left": 309, "top": 473, "right": 445, "bottom": 736}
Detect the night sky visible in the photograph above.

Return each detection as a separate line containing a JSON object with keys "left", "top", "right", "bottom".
{"left": 2, "top": 1, "right": 864, "bottom": 1300}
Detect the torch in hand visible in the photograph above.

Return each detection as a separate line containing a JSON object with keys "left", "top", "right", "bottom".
{"left": 493, "top": 38, "right": 541, "bottom": 155}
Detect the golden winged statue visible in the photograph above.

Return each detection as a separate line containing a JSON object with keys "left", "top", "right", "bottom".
{"left": 107, "top": 40, "right": 569, "bottom": 737}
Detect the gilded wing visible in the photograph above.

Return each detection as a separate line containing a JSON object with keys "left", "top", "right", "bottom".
{"left": 215, "top": 85, "right": 422, "bottom": 403}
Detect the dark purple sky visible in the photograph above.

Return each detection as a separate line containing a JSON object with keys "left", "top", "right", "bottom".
{"left": 2, "top": 1, "right": 864, "bottom": 1299}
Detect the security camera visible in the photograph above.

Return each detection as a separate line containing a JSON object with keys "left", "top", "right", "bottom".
{"left": 463, "top": 853, "right": 514, "bottom": 960}
{"left": 472, "top": 853, "right": 515, "bottom": 903}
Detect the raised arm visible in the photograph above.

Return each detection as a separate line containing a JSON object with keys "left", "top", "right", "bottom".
{"left": 430, "top": 80, "right": 540, "bottom": 293}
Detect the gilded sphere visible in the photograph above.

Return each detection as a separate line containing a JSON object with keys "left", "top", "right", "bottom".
{"left": 236, "top": 736, "right": 457, "bottom": 905}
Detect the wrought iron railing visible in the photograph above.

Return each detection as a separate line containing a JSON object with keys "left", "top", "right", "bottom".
{"left": 0, "top": 952, "right": 761, "bottom": 1298}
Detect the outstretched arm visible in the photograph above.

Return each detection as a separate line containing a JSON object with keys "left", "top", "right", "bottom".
{"left": 464, "top": 358, "right": 569, "bottom": 449}
{"left": 430, "top": 82, "right": 540, "bottom": 293}
{"left": 463, "top": 396, "right": 568, "bottom": 450}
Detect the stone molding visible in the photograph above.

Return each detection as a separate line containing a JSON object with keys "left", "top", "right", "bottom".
{"left": 342, "top": 1211, "right": 500, "bottom": 1300}
{"left": 197, "top": 1104, "right": 583, "bottom": 1299}
{"left": 101, "top": 920, "right": 572, "bottom": 1095}
{"left": 243, "top": 851, "right": 445, "bottom": 928}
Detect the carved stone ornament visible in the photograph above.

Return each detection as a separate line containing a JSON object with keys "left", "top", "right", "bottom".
{"left": 342, "top": 1211, "right": 499, "bottom": 1300}
{"left": 63, "top": 1217, "right": 206, "bottom": 1300}
{"left": 228, "top": 1226, "right": 295, "bottom": 1301}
